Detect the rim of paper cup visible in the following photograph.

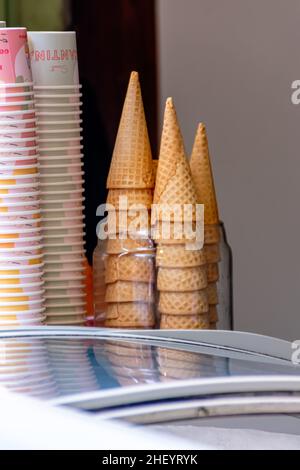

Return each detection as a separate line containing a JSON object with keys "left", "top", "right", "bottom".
{"left": 45, "top": 260, "right": 85, "bottom": 267}
{"left": 40, "top": 196, "right": 85, "bottom": 205}
{"left": 0, "top": 190, "right": 40, "bottom": 198}
{"left": 40, "top": 178, "right": 84, "bottom": 186}
{"left": 0, "top": 298, "right": 44, "bottom": 306}
{"left": 40, "top": 170, "right": 84, "bottom": 178}
{"left": 0, "top": 210, "right": 41, "bottom": 219}
{"left": 0, "top": 252, "right": 43, "bottom": 260}
{"left": 0, "top": 180, "right": 39, "bottom": 187}
{"left": 37, "top": 128, "right": 83, "bottom": 135}
{"left": 42, "top": 206, "right": 84, "bottom": 215}
{"left": 44, "top": 240, "right": 85, "bottom": 249}
{"left": 0, "top": 118, "right": 36, "bottom": 125}
{"left": 0, "top": 110, "right": 36, "bottom": 117}
{"left": 0, "top": 235, "right": 42, "bottom": 243}
{"left": 45, "top": 256, "right": 85, "bottom": 264}
{"left": 0, "top": 145, "right": 39, "bottom": 153}
{"left": 0, "top": 227, "right": 42, "bottom": 234}
{"left": 0, "top": 289, "right": 45, "bottom": 298}
{"left": 43, "top": 230, "right": 86, "bottom": 239}
{"left": 0, "top": 137, "right": 37, "bottom": 143}
{"left": 0, "top": 92, "right": 34, "bottom": 98}
{"left": 0, "top": 270, "right": 43, "bottom": 279}
{"left": 0, "top": 165, "right": 40, "bottom": 173}
{"left": 0, "top": 82, "right": 34, "bottom": 89}
{"left": 0, "top": 128, "right": 37, "bottom": 135}
{"left": 39, "top": 145, "right": 83, "bottom": 151}
{"left": 0, "top": 280, "right": 44, "bottom": 288}
{"left": 0, "top": 199, "right": 40, "bottom": 207}
{"left": 34, "top": 84, "right": 82, "bottom": 90}
{"left": 45, "top": 277, "right": 85, "bottom": 284}
{"left": 36, "top": 111, "right": 82, "bottom": 116}
{"left": 35, "top": 102, "right": 82, "bottom": 108}
{"left": 41, "top": 215, "right": 85, "bottom": 224}
{"left": 38, "top": 119, "right": 82, "bottom": 125}
{"left": 38, "top": 154, "right": 83, "bottom": 161}
{"left": 0, "top": 317, "right": 46, "bottom": 325}
{"left": 0, "top": 100, "right": 35, "bottom": 107}
{"left": 42, "top": 225, "right": 85, "bottom": 233}
{"left": 38, "top": 137, "right": 83, "bottom": 143}
{"left": 35, "top": 93, "right": 82, "bottom": 99}
{"left": 0, "top": 267, "right": 44, "bottom": 276}
{"left": 0, "top": 219, "right": 41, "bottom": 227}
{"left": 40, "top": 163, "right": 83, "bottom": 170}
{"left": 0, "top": 172, "right": 40, "bottom": 179}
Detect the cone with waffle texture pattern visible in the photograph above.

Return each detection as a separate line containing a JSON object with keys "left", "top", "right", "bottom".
{"left": 190, "top": 123, "right": 219, "bottom": 225}
{"left": 160, "top": 313, "right": 210, "bottom": 329}
{"left": 107, "top": 71, "right": 154, "bottom": 189}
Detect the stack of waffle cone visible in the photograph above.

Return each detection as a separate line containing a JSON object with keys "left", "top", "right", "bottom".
{"left": 103, "top": 71, "right": 155, "bottom": 329}
{"left": 153, "top": 98, "right": 209, "bottom": 329}
{"left": 190, "top": 123, "right": 220, "bottom": 329}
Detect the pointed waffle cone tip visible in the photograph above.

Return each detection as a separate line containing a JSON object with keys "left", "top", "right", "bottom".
{"left": 190, "top": 123, "right": 219, "bottom": 224}
{"left": 107, "top": 71, "right": 154, "bottom": 189}
{"left": 153, "top": 98, "right": 197, "bottom": 207}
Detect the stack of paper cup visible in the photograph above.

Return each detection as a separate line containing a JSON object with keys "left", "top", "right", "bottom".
{"left": 0, "top": 27, "right": 46, "bottom": 328}
{"left": 0, "top": 338, "right": 58, "bottom": 399}
{"left": 28, "top": 32, "right": 86, "bottom": 326}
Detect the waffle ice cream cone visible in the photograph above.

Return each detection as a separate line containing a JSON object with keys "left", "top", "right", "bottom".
{"left": 159, "top": 290, "right": 208, "bottom": 315}
{"left": 152, "top": 160, "right": 158, "bottom": 179}
{"left": 207, "top": 283, "right": 218, "bottom": 305}
{"left": 105, "top": 281, "right": 154, "bottom": 303}
{"left": 209, "top": 305, "right": 219, "bottom": 323}
{"left": 204, "top": 244, "right": 221, "bottom": 264}
{"left": 190, "top": 123, "right": 219, "bottom": 225}
{"left": 157, "top": 266, "right": 207, "bottom": 291}
{"left": 107, "top": 71, "right": 154, "bottom": 189}
{"left": 160, "top": 313, "right": 210, "bottom": 329}
{"left": 105, "top": 254, "right": 155, "bottom": 284}
{"left": 204, "top": 224, "right": 220, "bottom": 245}
{"left": 106, "top": 210, "right": 151, "bottom": 236}
{"left": 152, "top": 221, "right": 200, "bottom": 243}
{"left": 156, "top": 243, "right": 206, "bottom": 268}
{"left": 106, "top": 189, "right": 153, "bottom": 210}
{"left": 105, "top": 302, "right": 155, "bottom": 328}
{"left": 153, "top": 98, "right": 197, "bottom": 221}
{"left": 207, "top": 263, "right": 219, "bottom": 283}
{"left": 106, "top": 237, "right": 154, "bottom": 255}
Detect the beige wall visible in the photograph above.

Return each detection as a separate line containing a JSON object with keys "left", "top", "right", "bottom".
{"left": 157, "top": 0, "right": 300, "bottom": 340}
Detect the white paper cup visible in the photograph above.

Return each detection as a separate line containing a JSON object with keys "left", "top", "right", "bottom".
{"left": 36, "top": 110, "right": 82, "bottom": 119}
{"left": 40, "top": 191, "right": 84, "bottom": 203}
{"left": 37, "top": 119, "right": 82, "bottom": 129}
{"left": 0, "top": 281, "right": 44, "bottom": 291}
{"left": 0, "top": 192, "right": 40, "bottom": 203}
{"left": 43, "top": 270, "right": 84, "bottom": 280}
{"left": 37, "top": 129, "right": 82, "bottom": 140}
{"left": 0, "top": 273, "right": 43, "bottom": 283}
{"left": 38, "top": 155, "right": 83, "bottom": 165}
{"left": 28, "top": 32, "right": 79, "bottom": 87}
{"left": 39, "top": 164, "right": 83, "bottom": 176}
{"left": 0, "top": 110, "right": 35, "bottom": 119}
{"left": 35, "top": 101, "right": 82, "bottom": 108}
{"left": 0, "top": 130, "right": 37, "bottom": 140}
{"left": 45, "top": 278, "right": 85, "bottom": 288}
{"left": 40, "top": 174, "right": 84, "bottom": 186}
{"left": 38, "top": 138, "right": 83, "bottom": 150}
{"left": 43, "top": 243, "right": 85, "bottom": 255}
{"left": 0, "top": 91, "right": 34, "bottom": 99}
{"left": 0, "top": 156, "right": 38, "bottom": 165}
{"left": 41, "top": 225, "right": 85, "bottom": 237}
{"left": 41, "top": 216, "right": 84, "bottom": 229}
{"left": 40, "top": 198, "right": 84, "bottom": 210}
{"left": 0, "top": 166, "right": 38, "bottom": 177}
{"left": 0, "top": 82, "right": 34, "bottom": 91}
{"left": 0, "top": 146, "right": 39, "bottom": 156}
{"left": 0, "top": 118, "right": 36, "bottom": 129}
{"left": 0, "top": 239, "right": 42, "bottom": 250}
{"left": 34, "top": 85, "right": 82, "bottom": 91}
{"left": 44, "top": 253, "right": 84, "bottom": 263}
{"left": 38, "top": 145, "right": 83, "bottom": 156}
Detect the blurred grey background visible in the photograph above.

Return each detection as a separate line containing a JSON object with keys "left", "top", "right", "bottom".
{"left": 157, "top": 0, "right": 300, "bottom": 340}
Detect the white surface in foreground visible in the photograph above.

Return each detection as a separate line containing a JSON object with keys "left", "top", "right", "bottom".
{"left": 154, "top": 425, "right": 300, "bottom": 450}
{"left": 0, "top": 388, "right": 204, "bottom": 450}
